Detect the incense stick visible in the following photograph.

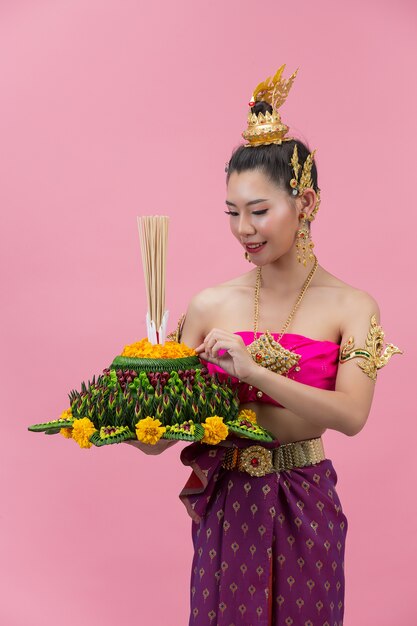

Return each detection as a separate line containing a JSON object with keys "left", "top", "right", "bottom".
{"left": 137, "top": 215, "right": 169, "bottom": 343}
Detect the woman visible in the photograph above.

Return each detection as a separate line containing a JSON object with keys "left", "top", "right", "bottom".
{"left": 128, "top": 65, "right": 402, "bottom": 626}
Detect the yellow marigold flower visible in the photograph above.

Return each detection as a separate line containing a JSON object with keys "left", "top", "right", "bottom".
{"left": 71, "top": 417, "right": 97, "bottom": 449}
{"left": 59, "top": 407, "right": 73, "bottom": 420}
{"left": 201, "top": 416, "right": 229, "bottom": 445}
{"left": 120, "top": 338, "right": 196, "bottom": 359}
{"left": 237, "top": 408, "right": 257, "bottom": 424}
{"left": 60, "top": 427, "right": 73, "bottom": 439}
{"left": 135, "top": 416, "right": 166, "bottom": 445}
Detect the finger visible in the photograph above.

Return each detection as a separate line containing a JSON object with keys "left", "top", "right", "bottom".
{"left": 197, "top": 348, "right": 221, "bottom": 364}
{"left": 209, "top": 339, "right": 234, "bottom": 358}
{"left": 198, "top": 350, "right": 214, "bottom": 361}
{"left": 202, "top": 329, "right": 235, "bottom": 344}
{"left": 195, "top": 344, "right": 214, "bottom": 356}
{"left": 203, "top": 330, "right": 238, "bottom": 349}
{"left": 195, "top": 337, "right": 217, "bottom": 356}
{"left": 196, "top": 331, "right": 239, "bottom": 357}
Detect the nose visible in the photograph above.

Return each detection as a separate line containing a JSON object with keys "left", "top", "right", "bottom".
{"left": 237, "top": 213, "right": 256, "bottom": 237}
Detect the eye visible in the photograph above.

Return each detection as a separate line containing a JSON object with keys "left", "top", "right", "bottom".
{"left": 224, "top": 209, "right": 268, "bottom": 216}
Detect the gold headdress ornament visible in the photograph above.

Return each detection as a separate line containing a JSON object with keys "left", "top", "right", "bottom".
{"left": 289, "top": 144, "right": 321, "bottom": 222}
{"left": 241, "top": 64, "right": 321, "bottom": 222}
{"left": 242, "top": 64, "right": 299, "bottom": 147}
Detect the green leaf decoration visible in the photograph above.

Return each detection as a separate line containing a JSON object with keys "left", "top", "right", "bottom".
{"left": 162, "top": 421, "right": 205, "bottom": 441}
{"left": 28, "top": 419, "right": 74, "bottom": 432}
{"left": 90, "top": 425, "right": 135, "bottom": 447}
{"left": 225, "top": 418, "right": 275, "bottom": 442}
{"left": 110, "top": 355, "right": 203, "bottom": 372}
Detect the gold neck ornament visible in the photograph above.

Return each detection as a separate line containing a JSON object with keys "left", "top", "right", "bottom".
{"left": 246, "top": 255, "right": 318, "bottom": 375}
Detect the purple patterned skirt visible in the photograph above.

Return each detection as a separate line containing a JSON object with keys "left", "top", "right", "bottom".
{"left": 179, "top": 435, "right": 348, "bottom": 626}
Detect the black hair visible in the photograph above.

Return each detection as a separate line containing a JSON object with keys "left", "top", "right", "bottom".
{"left": 225, "top": 101, "right": 320, "bottom": 229}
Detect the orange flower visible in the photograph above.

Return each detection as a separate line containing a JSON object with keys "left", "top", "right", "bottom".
{"left": 121, "top": 338, "right": 196, "bottom": 359}
{"left": 135, "top": 416, "right": 166, "bottom": 444}
{"left": 59, "top": 407, "right": 73, "bottom": 421}
{"left": 237, "top": 409, "right": 257, "bottom": 424}
{"left": 60, "top": 427, "right": 73, "bottom": 439}
{"left": 71, "top": 417, "right": 97, "bottom": 449}
{"left": 201, "top": 416, "right": 229, "bottom": 445}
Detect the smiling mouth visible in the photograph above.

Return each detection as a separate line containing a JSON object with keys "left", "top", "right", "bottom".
{"left": 245, "top": 241, "right": 267, "bottom": 251}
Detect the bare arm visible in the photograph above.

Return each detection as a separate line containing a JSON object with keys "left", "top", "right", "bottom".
{"left": 244, "top": 290, "right": 383, "bottom": 437}
{"left": 178, "top": 289, "right": 213, "bottom": 350}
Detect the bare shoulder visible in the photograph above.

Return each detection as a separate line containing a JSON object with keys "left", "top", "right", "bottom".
{"left": 188, "top": 284, "right": 227, "bottom": 312}
{"left": 342, "top": 286, "right": 380, "bottom": 311}
{"left": 180, "top": 277, "right": 249, "bottom": 339}
{"left": 336, "top": 281, "right": 381, "bottom": 332}
{"left": 177, "top": 285, "right": 226, "bottom": 348}
{"left": 316, "top": 267, "right": 380, "bottom": 309}
{"left": 306, "top": 266, "right": 381, "bottom": 339}
{"left": 192, "top": 273, "right": 252, "bottom": 306}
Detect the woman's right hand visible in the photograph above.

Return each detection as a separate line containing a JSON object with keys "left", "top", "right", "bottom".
{"left": 123, "top": 438, "right": 180, "bottom": 455}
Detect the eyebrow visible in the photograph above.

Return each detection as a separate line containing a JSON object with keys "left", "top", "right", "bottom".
{"left": 225, "top": 198, "right": 269, "bottom": 207}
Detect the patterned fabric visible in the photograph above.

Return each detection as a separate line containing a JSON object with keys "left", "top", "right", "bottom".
{"left": 179, "top": 435, "right": 348, "bottom": 626}
{"left": 201, "top": 331, "right": 340, "bottom": 409}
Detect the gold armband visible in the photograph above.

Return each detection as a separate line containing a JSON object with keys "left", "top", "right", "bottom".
{"left": 339, "top": 314, "right": 403, "bottom": 381}
{"left": 166, "top": 313, "right": 186, "bottom": 343}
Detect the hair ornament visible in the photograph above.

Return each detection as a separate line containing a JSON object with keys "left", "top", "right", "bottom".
{"left": 290, "top": 144, "right": 302, "bottom": 195}
{"left": 242, "top": 64, "right": 299, "bottom": 148}
{"left": 289, "top": 143, "right": 321, "bottom": 221}
{"left": 290, "top": 144, "right": 316, "bottom": 195}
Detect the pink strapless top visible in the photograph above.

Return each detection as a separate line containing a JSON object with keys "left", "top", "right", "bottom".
{"left": 200, "top": 331, "right": 340, "bottom": 409}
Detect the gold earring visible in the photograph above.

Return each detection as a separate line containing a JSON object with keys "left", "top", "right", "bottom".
{"left": 295, "top": 212, "right": 315, "bottom": 266}
{"left": 244, "top": 251, "right": 252, "bottom": 262}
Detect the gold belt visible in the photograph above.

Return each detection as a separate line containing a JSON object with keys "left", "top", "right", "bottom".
{"left": 221, "top": 437, "right": 325, "bottom": 477}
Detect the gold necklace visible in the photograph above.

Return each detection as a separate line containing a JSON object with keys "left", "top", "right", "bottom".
{"left": 246, "top": 255, "right": 318, "bottom": 376}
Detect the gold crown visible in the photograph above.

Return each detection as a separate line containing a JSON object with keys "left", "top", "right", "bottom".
{"left": 242, "top": 64, "right": 299, "bottom": 147}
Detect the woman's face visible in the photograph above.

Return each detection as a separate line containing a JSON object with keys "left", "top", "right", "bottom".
{"left": 225, "top": 168, "right": 300, "bottom": 264}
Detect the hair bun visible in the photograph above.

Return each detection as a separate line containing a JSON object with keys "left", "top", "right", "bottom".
{"left": 251, "top": 100, "right": 273, "bottom": 115}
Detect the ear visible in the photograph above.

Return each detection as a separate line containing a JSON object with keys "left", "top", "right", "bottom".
{"left": 296, "top": 188, "right": 317, "bottom": 220}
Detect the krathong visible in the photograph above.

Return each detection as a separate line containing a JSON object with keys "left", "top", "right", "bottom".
{"left": 28, "top": 216, "right": 275, "bottom": 449}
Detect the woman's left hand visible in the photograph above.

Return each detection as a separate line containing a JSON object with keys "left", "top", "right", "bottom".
{"left": 194, "top": 328, "right": 258, "bottom": 383}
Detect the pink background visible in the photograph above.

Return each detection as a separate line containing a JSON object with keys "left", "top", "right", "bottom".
{"left": 1, "top": 1, "right": 415, "bottom": 624}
